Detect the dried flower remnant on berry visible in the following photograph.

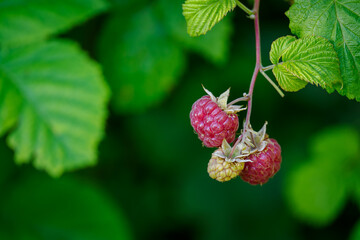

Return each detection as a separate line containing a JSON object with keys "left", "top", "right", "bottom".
{"left": 208, "top": 149, "right": 245, "bottom": 182}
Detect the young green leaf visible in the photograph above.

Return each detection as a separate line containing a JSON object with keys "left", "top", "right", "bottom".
{"left": 286, "top": 0, "right": 360, "bottom": 101}
{"left": 0, "top": 0, "right": 108, "bottom": 47}
{"left": 271, "top": 36, "right": 342, "bottom": 92}
{"left": 98, "top": 7, "right": 185, "bottom": 113}
{"left": 269, "top": 35, "right": 296, "bottom": 65}
{"left": 270, "top": 35, "right": 307, "bottom": 91}
{"left": 0, "top": 40, "right": 109, "bottom": 176}
{"left": 272, "top": 65, "right": 307, "bottom": 92}
{"left": 182, "top": 0, "right": 236, "bottom": 37}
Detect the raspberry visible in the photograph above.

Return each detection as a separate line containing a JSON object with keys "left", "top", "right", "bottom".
{"left": 239, "top": 138, "right": 281, "bottom": 185}
{"left": 190, "top": 95, "right": 240, "bottom": 148}
{"left": 208, "top": 149, "right": 245, "bottom": 182}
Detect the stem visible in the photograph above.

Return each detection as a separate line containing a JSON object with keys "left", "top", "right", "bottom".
{"left": 244, "top": 0, "right": 261, "bottom": 130}
{"left": 230, "top": 0, "right": 261, "bottom": 155}
{"left": 235, "top": 0, "right": 254, "bottom": 16}
{"left": 261, "top": 64, "right": 275, "bottom": 72}
{"left": 260, "top": 70, "right": 285, "bottom": 97}
{"left": 227, "top": 95, "right": 250, "bottom": 105}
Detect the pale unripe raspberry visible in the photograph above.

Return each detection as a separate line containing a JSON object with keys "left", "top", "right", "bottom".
{"left": 208, "top": 149, "right": 245, "bottom": 182}
{"left": 239, "top": 138, "right": 282, "bottom": 185}
{"left": 190, "top": 95, "right": 239, "bottom": 148}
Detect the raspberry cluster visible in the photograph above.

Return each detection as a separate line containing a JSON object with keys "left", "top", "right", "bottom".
{"left": 190, "top": 87, "right": 282, "bottom": 185}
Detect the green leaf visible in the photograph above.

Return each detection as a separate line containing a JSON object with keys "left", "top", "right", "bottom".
{"left": 273, "top": 65, "right": 308, "bottom": 92}
{"left": 350, "top": 220, "right": 360, "bottom": 240}
{"left": 286, "top": 161, "right": 347, "bottom": 226}
{"left": 270, "top": 35, "right": 297, "bottom": 65}
{"left": 0, "top": 40, "right": 109, "bottom": 176}
{"left": 98, "top": 7, "right": 185, "bottom": 114}
{"left": 158, "top": 0, "right": 233, "bottom": 64}
{"left": 286, "top": 0, "right": 360, "bottom": 101}
{"left": 0, "top": 174, "right": 132, "bottom": 240}
{"left": 271, "top": 36, "right": 342, "bottom": 92}
{"left": 182, "top": 0, "right": 236, "bottom": 37}
{"left": 0, "top": 0, "right": 108, "bottom": 47}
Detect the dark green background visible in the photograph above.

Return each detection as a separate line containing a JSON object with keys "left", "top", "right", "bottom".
{"left": 1, "top": 0, "right": 359, "bottom": 239}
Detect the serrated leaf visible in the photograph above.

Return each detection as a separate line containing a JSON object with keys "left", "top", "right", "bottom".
{"left": 0, "top": 40, "right": 109, "bottom": 176}
{"left": 286, "top": 0, "right": 360, "bottom": 101}
{"left": 271, "top": 36, "right": 342, "bottom": 92}
{"left": 0, "top": 174, "right": 132, "bottom": 240}
{"left": 98, "top": 7, "right": 185, "bottom": 114}
{"left": 273, "top": 64, "right": 308, "bottom": 92}
{"left": 286, "top": 161, "right": 347, "bottom": 226}
{"left": 270, "top": 35, "right": 297, "bottom": 65}
{"left": 158, "top": 0, "right": 232, "bottom": 64}
{"left": 0, "top": 0, "right": 108, "bottom": 47}
{"left": 182, "top": 0, "right": 236, "bottom": 37}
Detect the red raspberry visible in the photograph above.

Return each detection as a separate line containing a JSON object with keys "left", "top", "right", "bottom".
{"left": 190, "top": 95, "right": 239, "bottom": 148}
{"left": 239, "top": 138, "right": 281, "bottom": 185}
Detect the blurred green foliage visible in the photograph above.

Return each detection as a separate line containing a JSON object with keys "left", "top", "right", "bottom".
{"left": 286, "top": 126, "right": 360, "bottom": 226}
{"left": 0, "top": 0, "right": 359, "bottom": 240}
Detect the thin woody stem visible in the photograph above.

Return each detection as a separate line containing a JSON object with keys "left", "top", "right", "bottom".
{"left": 244, "top": 0, "right": 261, "bottom": 132}
{"left": 227, "top": 95, "right": 250, "bottom": 106}
{"left": 230, "top": 0, "right": 261, "bottom": 156}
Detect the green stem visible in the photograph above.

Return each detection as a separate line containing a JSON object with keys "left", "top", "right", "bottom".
{"left": 227, "top": 94, "right": 250, "bottom": 105}
{"left": 235, "top": 0, "right": 254, "bottom": 16}
{"left": 261, "top": 64, "right": 275, "bottom": 72}
{"left": 260, "top": 70, "right": 284, "bottom": 97}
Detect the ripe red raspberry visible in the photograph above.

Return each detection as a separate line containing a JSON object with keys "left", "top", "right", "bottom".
{"left": 239, "top": 138, "right": 281, "bottom": 185}
{"left": 190, "top": 95, "right": 239, "bottom": 148}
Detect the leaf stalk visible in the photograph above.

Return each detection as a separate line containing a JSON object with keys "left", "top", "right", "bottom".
{"left": 235, "top": 0, "right": 254, "bottom": 17}
{"left": 261, "top": 64, "right": 275, "bottom": 72}
{"left": 260, "top": 70, "right": 285, "bottom": 97}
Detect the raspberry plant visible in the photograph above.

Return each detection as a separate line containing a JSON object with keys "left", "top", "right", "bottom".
{"left": 184, "top": 0, "right": 360, "bottom": 184}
